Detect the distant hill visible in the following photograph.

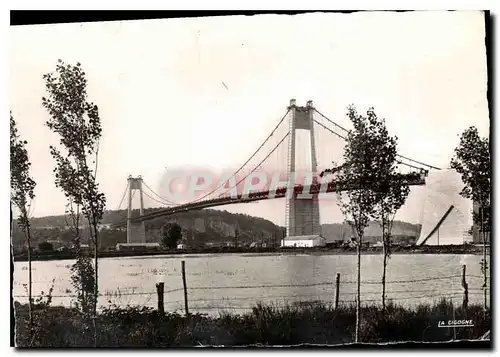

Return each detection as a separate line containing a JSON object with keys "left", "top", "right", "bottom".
{"left": 321, "top": 221, "right": 422, "bottom": 243}
{"left": 13, "top": 209, "right": 421, "bottom": 249}
{"left": 13, "top": 208, "right": 285, "bottom": 249}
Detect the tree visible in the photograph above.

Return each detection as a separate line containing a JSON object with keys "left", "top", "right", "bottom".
{"left": 42, "top": 60, "right": 106, "bottom": 344}
{"left": 234, "top": 227, "right": 239, "bottom": 248}
{"left": 373, "top": 171, "right": 410, "bottom": 310}
{"left": 344, "top": 110, "right": 413, "bottom": 311}
{"left": 10, "top": 113, "right": 36, "bottom": 339}
{"left": 161, "top": 223, "right": 183, "bottom": 249}
{"left": 334, "top": 106, "right": 383, "bottom": 342}
{"left": 450, "top": 126, "right": 490, "bottom": 309}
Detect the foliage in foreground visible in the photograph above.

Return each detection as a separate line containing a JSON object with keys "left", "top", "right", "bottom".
{"left": 10, "top": 113, "right": 37, "bottom": 339}
{"left": 450, "top": 126, "right": 490, "bottom": 310}
{"left": 14, "top": 299, "right": 490, "bottom": 347}
{"left": 43, "top": 60, "right": 106, "bottom": 321}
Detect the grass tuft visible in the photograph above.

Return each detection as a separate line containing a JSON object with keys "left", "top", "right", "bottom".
{"left": 14, "top": 299, "right": 490, "bottom": 347}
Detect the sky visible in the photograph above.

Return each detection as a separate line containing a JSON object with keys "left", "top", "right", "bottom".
{"left": 9, "top": 11, "right": 490, "bottom": 226}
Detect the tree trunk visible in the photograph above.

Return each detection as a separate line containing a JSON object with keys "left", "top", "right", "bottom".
{"left": 381, "top": 220, "right": 386, "bottom": 311}
{"left": 355, "top": 233, "right": 361, "bottom": 343}
{"left": 481, "top": 201, "right": 487, "bottom": 311}
{"left": 93, "top": 226, "right": 98, "bottom": 314}
{"left": 26, "top": 223, "right": 33, "bottom": 341}
{"left": 382, "top": 246, "right": 387, "bottom": 312}
{"left": 19, "top": 206, "right": 34, "bottom": 342}
{"left": 92, "top": 223, "right": 99, "bottom": 347}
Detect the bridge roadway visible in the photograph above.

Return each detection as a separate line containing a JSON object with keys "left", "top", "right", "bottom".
{"left": 112, "top": 173, "right": 426, "bottom": 228}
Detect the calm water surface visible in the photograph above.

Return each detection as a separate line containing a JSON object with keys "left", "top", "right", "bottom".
{"left": 13, "top": 253, "right": 489, "bottom": 315}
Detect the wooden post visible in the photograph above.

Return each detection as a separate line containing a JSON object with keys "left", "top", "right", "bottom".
{"left": 156, "top": 282, "right": 165, "bottom": 315}
{"left": 461, "top": 264, "right": 468, "bottom": 309}
{"left": 181, "top": 260, "right": 189, "bottom": 315}
{"left": 335, "top": 273, "right": 340, "bottom": 309}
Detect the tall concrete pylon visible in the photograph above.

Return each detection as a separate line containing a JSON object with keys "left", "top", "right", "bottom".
{"left": 284, "top": 99, "right": 322, "bottom": 242}
{"left": 127, "top": 175, "right": 146, "bottom": 244}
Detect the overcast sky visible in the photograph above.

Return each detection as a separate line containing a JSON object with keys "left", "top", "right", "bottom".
{"left": 10, "top": 11, "right": 489, "bottom": 226}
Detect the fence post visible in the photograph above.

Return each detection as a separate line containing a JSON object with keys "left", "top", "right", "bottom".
{"left": 181, "top": 260, "right": 189, "bottom": 316}
{"left": 461, "top": 264, "right": 468, "bottom": 309}
{"left": 335, "top": 273, "right": 340, "bottom": 309}
{"left": 156, "top": 282, "right": 165, "bottom": 315}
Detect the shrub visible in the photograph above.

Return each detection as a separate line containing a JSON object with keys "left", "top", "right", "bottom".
{"left": 38, "top": 241, "right": 54, "bottom": 252}
{"left": 14, "top": 300, "right": 490, "bottom": 347}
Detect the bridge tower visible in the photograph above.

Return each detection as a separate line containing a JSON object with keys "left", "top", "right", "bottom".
{"left": 127, "top": 175, "right": 146, "bottom": 244}
{"left": 283, "top": 99, "right": 323, "bottom": 245}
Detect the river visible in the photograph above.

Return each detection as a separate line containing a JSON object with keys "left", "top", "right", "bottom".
{"left": 13, "top": 253, "right": 490, "bottom": 315}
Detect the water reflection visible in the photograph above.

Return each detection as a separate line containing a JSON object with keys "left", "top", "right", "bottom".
{"left": 13, "top": 253, "right": 489, "bottom": 314}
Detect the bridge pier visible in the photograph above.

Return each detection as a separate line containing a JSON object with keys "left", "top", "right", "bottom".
{"left": 127, "top": 175, "right": 146, "bottom": 244}
{"left": 283, "top": 100, "right": 324, "bottom": 247}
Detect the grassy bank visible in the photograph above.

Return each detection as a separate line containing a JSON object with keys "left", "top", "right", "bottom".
{"left": 14, "top": 299, "right": 490, "bottom": 347}
{"left": 13, "top": 244, "right": 489, "bottom": 262}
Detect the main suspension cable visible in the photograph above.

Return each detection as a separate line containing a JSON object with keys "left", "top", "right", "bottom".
{"left": 218, "top": 131, "right": 290, "bottom": 198}
{"left": 142, "top": 181, "right": 179, "bottom": 206}
{"left": 192, "top": 109, "right": 291, "bottom": 203}
{"left": 117, "top": 182, "right": 129, "bottom": 211}
{"left": 142, "top": 190, "right": 173, "bottom": 207}
{"left": 314, "top": 108, "right": 441, "bottom": 170}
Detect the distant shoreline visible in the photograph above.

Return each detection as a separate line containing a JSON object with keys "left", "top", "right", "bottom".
{"left": 12, "top": 244, "right": 489, "bottom": 262}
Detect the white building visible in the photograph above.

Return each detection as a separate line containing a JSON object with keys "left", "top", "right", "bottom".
{"left": 281, "top": 235, "right": 326, "bottom": 248}
{"left": 97, "top": 223, "right": 112, "bottom": 231}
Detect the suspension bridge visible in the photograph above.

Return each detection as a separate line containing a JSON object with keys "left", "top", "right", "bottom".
{"left": 111, "top": 99, "right": 440, "bottom": 245}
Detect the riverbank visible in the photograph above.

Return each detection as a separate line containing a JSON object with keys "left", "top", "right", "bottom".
{"left": 13, "top": 244, "right": 489, "bottom": 262}
{"left": 14, "top": 299, "right": 490, "bottom": 347}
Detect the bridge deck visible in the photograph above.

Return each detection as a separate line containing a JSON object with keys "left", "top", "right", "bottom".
{"left": 112, "top": 175, "right": 426, "bottom": 228}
